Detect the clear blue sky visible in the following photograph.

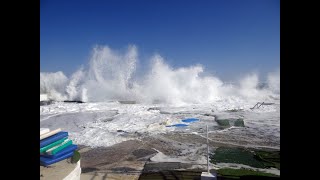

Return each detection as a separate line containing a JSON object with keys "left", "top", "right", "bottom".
{"left": 40, "top": 0, "right": 279, "bottom": 81}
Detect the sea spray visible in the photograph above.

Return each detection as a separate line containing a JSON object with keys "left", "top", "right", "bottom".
{"left": 267, "top": 68, "right": 280, "bottom": 94}
{"left": 40, "top": 71, "right": 68, "bottom": 101}
{"left": 40, "top": 45, "right": 280, "bottom": 104}
{"left": 82, "top": 45, "right": 138, "bottom": 102}
{"left": 65, "top": 67, "right": 86, "bottom": 101}
{"left": 139, "top": 55, "right": 223, "bottom": 104}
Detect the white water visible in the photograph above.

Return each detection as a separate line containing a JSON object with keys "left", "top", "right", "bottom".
{"left": 40, "top": 100, "right": 279, "bottom": 147}
{"left": 40, "top": 45, "right": 279, "bottom": 104}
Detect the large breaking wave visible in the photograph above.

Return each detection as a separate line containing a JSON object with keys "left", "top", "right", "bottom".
{"left": 40, "top": 45, "right": 280, "bottom": 104}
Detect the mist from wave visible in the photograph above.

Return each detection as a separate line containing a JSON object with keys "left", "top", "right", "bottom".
{"left": 40, "top": 45, "right": 280, "bottom": 104}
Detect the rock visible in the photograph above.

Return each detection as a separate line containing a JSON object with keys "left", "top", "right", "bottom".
{"left": 63, "top": 100, "right": 84, "bottom": 103}
{"left": 40, "top": 100, "right": 53, "bottom": 106}
{"left": 215, "top": 119, "right": 230, "bottom": 128}
{"left": 215, "top": 118, "right": 245, "bottom": 128}
{"left": 132, "top": 149, "right": 157, "bottom": 159}
{"left": 234, "top": 118, "right": 245, "bottom": 127}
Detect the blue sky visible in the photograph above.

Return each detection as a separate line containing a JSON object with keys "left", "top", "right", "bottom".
{"left": 40, "top": 0, "right": 279, "bottom": 81}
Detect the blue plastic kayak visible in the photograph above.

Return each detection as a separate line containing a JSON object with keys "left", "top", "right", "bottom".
{"left": 40, "top": 132, "right": 68, "bottom": 148}
{"left": 40, "top": 151, "right": 74, "bottom": 166}
{"left": 41, "top": 144, "right": 78, "bottom": 159}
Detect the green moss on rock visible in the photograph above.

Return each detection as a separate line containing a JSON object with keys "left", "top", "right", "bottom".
{"left": 217, "top": 168, "right": 279, "bottom": 178}
{"left": 255, "top": 151, "right": 280, "bottom": 169}
{"left": 211, "top": 147, "right": 266, "bottom": 168}
{"left": 234, "top": 118, "right": 245, "bottom": 127}
{"left": 215, "top": 118, "right": 245, "bottom": 128}
{"left": 210, "top": 147, "right": 280, "bottom": 170}
{"left": 216, "top": 119, "right": 230, "bottom": 127}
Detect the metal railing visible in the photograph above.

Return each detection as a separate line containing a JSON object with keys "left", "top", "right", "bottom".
{"left": 250, "top": 102, "right": 275, "bottom": 109}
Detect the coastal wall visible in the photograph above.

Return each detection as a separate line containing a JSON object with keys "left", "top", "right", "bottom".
{"left": 40, "top": 160, "right": 81, "bottom": 180}
{"left": 63, "top": 161, "right": 81, "bottom": 180}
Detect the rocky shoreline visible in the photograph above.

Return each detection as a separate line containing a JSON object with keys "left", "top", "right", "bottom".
{"left": 77, "top": 132, "right": 279, "bottom": 179}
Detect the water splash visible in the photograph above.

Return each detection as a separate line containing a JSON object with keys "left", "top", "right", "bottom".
{"left": 40, "top": 45, "right": 280, "bottom": 104}
{"left": 40, "top": 71, "right": 68, "bottom": 101}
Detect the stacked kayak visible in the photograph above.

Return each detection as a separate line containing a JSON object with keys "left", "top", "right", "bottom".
{"left": 40, "top": 128, "right": 78, "bottom": 166}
